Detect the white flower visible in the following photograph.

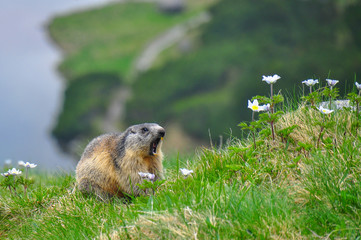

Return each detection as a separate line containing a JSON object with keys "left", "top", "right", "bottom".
{"left": 262, "top": 74, "right": 281, "bottom": 84}
{"left": 248, "top": 100, "right": 269, "bottom": 112}
{"left": 180, "top": 168, "right": 193, "bottom": 176}
{"left": 248, "top": 99, "right": 259, "bottom": 111}
{"left": 1, "top": 172, "right": 10, "bottom": 177}
{"left": 138, "top": 172, "right": 155, "bottom": 181}
{"left": 18, "top": 161, "right": 37, "bottom": 168}
{"left": 355, "top": 82, "right": 361, "bottom": 90}
{"left": 302, "top": 79, "right": 319, "bottom": 86}
{"left": 317, "top": 106, "right": 334, "bottom": 114}
{"left": 326, "top": 79, "right": 339, "bottom": 87}
{"left": 7, "top": 168, "right": 22, "bottom": 176}
{"left": 259, "top": 103, "right": 271, "bottom": 112}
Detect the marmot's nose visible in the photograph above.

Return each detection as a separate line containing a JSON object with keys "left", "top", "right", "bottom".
{"left": 158, "top": 128, "right": 165, "bottom": 138}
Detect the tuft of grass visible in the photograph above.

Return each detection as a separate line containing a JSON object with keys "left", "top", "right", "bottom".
{"left": 278, "top": 104, "right": 354, "bottom": 147}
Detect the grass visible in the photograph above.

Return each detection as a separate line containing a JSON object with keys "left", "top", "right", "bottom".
{"left": 2, "top": 97, "right": 361, "bottom": 239}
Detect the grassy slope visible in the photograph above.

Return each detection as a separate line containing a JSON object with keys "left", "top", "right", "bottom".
{"left": 48, "top": 0, "right": 215, "bottom": 81}
{"left": 2, "top": 99, "right": 361, "bottom": 239}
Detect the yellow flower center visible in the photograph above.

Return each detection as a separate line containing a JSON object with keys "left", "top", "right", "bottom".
{"left": 252, "top": 105, "right": 259, "bottom": 111}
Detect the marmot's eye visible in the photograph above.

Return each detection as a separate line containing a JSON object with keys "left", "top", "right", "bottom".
{"left": 141, "top": 127, "right": 149, "bottom": 133}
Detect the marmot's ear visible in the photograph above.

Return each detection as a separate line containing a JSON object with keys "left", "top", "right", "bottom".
{"left": 130, "top": 129, "right": 136, "bottom": 134}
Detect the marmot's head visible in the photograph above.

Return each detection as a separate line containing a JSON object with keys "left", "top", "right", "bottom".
{"left": 125, "top": 123, "right": 165, "bottom": 156}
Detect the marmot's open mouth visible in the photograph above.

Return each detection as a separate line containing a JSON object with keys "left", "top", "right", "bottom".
{"left": 150, "top": 137, "right": 162, "bottom": 155}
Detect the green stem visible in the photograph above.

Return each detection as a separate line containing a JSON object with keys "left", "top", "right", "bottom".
{"left": 270, "top": 84, "right": 274, "bottom": 114}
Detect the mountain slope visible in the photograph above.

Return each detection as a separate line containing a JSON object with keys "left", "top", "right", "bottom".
{"left": 126, "top": 0, "right": 361, "bottom": 141}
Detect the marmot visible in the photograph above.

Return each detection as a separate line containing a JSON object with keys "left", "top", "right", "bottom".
{"left": 75, "top": 123, "right": 165, "bottom": 200}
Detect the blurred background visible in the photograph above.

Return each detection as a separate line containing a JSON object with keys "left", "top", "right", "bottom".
{"left": 0, "top": 0, "right": 112, "bottom": 170}
{"left": 1, "top": 0, "right": 361, "bottom": 170}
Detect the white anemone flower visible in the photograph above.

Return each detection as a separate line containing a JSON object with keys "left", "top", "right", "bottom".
{"left": 138, "top": 172, "right": 155, "bottom": 181}
{"left": 180, "top": 168, "right": 193, "bottom": 176}
{"left": 8, "top": 168, "right": 22, "bottom": 176}
{"left": 262, "top": 74, "right": 280, "bottom": 84}
{"left": 318, "top": 106, "right": 334, "bottom": 114}
{"left": 355, "top": 82, "right": 361, "bottom": 90}
{"left": 326, "top": 79, "right": 339, "bottom": 87}
{"left": 302, "top": 79, "right": 319, "bottom": 86}
{"left": 248, "top": 99, "right": 263, "bottom": 112}
{"left": 248, "top": 100, "right": 269, "bottom": 112}
{"left": 18, "top": 161, "right": 37, "bottom": 168}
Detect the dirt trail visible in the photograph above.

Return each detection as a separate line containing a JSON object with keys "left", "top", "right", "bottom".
{"left": 134, "top": 11, "right": 211, "bottom": 73}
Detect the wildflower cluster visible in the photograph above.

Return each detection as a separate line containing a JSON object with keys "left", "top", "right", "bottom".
{"left": 238, "top": 75, "right": 361, "bottom": 149}
{"left": 136, "top": 168, "right": 194, "bottom": 195}
{"left": 239, "top": 74, "right": 284, "bottom": 148}
{"left": 137, "top": 172, "right": 163, "bottom": 195}
{"left": 300, "top": 78, "right": 341, "bottom": 147}
{"left": 1, "top": 160, "right": 37, "bottom": 196}
{"left": 302, "top": 77, "right": 340, "bottom": 109}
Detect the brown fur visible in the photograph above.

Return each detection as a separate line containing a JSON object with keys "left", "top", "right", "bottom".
{"left": 75, "top": 123, "right": 165, "bottom": 200}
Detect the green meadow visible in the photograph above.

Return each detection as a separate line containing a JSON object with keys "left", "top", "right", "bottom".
{"left": 5, "top": 0, "right": 360, "bottom": 238}
{"left": 2, "top": 80, "right": 361, "bottom": 239}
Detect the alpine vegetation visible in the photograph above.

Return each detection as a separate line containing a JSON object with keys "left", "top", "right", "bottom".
{"left": 2, "top": 75, "right": 361, "bottom": 239}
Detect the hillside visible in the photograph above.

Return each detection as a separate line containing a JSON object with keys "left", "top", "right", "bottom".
{"left": 126, "top": 0, "right": 361, "bottom": 142}
{"left": 48, "top": 0, "right": 216, "bottom": 152}
{"left": 49, "top": 0, "right": 361, "bottom": 152}
{"left": 2, "top": 85, "right": 361, "bottom": 238}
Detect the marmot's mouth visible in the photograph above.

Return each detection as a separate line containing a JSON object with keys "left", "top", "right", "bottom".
{"left": 150, "top": 137, "right": 161, "bottom": 155}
